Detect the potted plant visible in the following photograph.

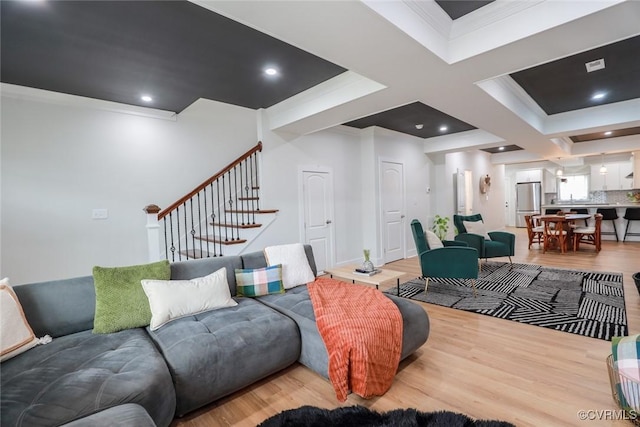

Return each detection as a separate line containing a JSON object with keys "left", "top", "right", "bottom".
{"left": 431, "top": 215, "right": 450, "bottom": 241}
{"left": 362, "top": 249, "right": 374, "bottom": 272}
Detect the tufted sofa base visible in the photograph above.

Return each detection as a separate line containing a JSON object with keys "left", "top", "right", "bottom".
{"left": 1, "top": 329, "right": 175, "bottom": 427}
{"left": 147, "top": 297, "right": 301, "bottom": 416}
{"left": 1, "top": 246, "right": 429, "bottom": 426}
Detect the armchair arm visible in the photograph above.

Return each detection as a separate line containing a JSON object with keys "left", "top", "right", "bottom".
{"left": 419, "top": 247, "right": 478, "bottom": 279}
{"left": 443, "top": 240, "right": 468, "bottom": 247}
{"left": 488, "top": 231, "right": 515, "bottom": 255}
{"left": 454, "top": 233, "right": 486, "bottom": 253}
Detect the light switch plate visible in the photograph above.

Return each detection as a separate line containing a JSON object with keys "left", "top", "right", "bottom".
{"left": 92, "top": 209, "right": 108, "bottom": 220}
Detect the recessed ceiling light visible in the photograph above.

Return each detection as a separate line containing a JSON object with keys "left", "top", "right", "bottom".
{"left": 591, "top": 92, "right": 606, "bottom": 101}
{"left": 439, "top": 125, "right": 448, "bottom": 132}
{"left": 604, "top": 131, "right": 613, "bottom": 136}
{"left": 415, "top": 124, "right": 424, "bottom": 130}
{"left": 498, "top": 146, "right": 505, "bottom": 151}
{"left": 141, "top": 95, "right": 153, "bottom": 103}
{"left": 264, "top": 68, "right": 278, "bottom": 76}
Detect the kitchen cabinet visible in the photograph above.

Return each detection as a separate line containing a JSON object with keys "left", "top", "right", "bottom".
{"left": 590, "top": 164, "right": 606, "bottom": 191}
{"left": 543, "top": 170, "right": 557, "bottom": 193}
{"left": 590, "top": 161, "right": 633, "bottom": 191}
{"left": 620, "top": 161, "right": 633, "bottom": 190}
{"left": 516, "top": 169, "right": 542, "bottom": 183}
{"left": 634, "top": 151, "right": 640, "bottom": 189}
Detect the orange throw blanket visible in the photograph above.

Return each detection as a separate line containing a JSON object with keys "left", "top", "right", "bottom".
{"left": 308, "top": 277, "right": 403, "bottom": 401}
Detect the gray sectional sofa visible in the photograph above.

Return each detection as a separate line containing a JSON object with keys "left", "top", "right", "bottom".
{"left": 1, "top": 246, "right": 430, "bottom": 426}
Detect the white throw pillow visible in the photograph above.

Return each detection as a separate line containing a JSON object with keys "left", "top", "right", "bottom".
{"left": 463, "top": 220, "right": 491, "bottom": 240}
{"left": 1, "top": 278, "right": 39, "bottom": 362}
{"left": 264, "top": 243, "right": 315, "bottom": 289}
{"left": 141, "top": 267, "right": 237, "bottom": 331}
{"left": 424, "top": 230, "right": 444, "bottom": 249}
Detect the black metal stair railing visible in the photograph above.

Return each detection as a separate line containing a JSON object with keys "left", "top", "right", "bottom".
{"left": 157, "top": 142, "right": 263, "bottom": 261}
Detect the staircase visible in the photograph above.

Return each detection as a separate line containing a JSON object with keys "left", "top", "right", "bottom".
{"left": 144, "top": 142, "right": 278, "bottom": 261}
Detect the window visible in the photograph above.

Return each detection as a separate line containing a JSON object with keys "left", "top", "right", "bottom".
{"left": 557, "top": 174, "right": 589, "bottom": 201}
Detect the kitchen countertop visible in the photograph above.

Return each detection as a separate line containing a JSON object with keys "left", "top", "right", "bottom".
{"left": 541, "top": 203, "right": 640, "bottom": 209}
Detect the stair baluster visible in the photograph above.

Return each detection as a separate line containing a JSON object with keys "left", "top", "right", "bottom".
{"left": 147, "top": 142, "right": 278, "bottom": 260}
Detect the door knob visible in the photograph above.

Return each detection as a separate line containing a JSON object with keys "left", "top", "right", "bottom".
{"left": 326, "top": 220, "right": 332, "bottom": 224}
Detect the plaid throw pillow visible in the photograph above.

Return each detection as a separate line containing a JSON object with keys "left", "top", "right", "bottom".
{"left": 235, "top": 264, "right": 285, "bottom": 297}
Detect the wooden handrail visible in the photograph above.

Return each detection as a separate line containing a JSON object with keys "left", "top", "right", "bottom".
{"left": 158, "top": 141, "right": 262, "bottom": 220}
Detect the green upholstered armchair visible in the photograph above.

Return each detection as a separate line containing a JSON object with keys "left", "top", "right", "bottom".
{"left": 410, "top": 219, "right": 479, "bottom": 295}
{"left": 453, "top": 214, "right": 515, "bottom": 264}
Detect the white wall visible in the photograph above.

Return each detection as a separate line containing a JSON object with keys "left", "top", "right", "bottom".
{"left": 249, "top": 117, "right": 431, "bottom": 267}
{"left": 371, "top": 127, "right": 431, "bottom": 261}
{"left": 1, "top": 94, "right": 257, "bottom": 283}
{"left": 430, "top": 150, "right": 506, "bottom": 236}
{"left": 243, "top": 119, "right": 365, "bottom": 267}
{"left": 2, "top": 91, "right": 436, "bottom": 283}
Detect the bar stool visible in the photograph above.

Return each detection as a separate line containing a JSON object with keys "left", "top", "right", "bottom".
{"left": 623, "top": 208, "right": 640, "bottom": 241}
{"left": 597, "top": 208, "right": 619, "bottom": 241}
{"left": 573, "top": 208, "right": 589, "bottom": 226}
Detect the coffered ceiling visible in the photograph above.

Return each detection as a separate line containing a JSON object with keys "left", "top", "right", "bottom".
{"left": 2, "top": 0, "right": 640, "bottom": 164}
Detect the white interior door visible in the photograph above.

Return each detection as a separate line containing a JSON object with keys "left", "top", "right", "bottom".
{"left": 381, "top": 161, "right": 405, "bottom": 263}
{"left": 301, "top": 169, "right": 334, "bottom": 274}
{"left": 505, "top": 176, "right": 515, "bottom": 227}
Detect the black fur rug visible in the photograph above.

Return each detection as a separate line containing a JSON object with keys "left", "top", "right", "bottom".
{"left": 257, "top": 405, "right": 515, "bottom": 427}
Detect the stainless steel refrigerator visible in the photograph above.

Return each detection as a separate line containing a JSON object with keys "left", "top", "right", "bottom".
{"left": 515, "top": 181, "right": 542, "bottom": 227}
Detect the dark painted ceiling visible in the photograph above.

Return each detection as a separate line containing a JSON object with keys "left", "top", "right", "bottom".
{"left": 0, "top": 0, "right": 345, "bottom": 112}
{"left": 1, "top": 0, "right": 637, "bottom": 149}
{"left": 343, "top": 102, "right": 476, "bottom": 139}
{"left": 435, "top": 0, "right": 495, "bottom": 20}
{"left": 480, "top": 145, "right": 522, "bottom": 154}
{"left": 570, "top": 126, "right": 640, "bottom": 143}
{"left": 510, "top": 35, "right": 640, "bottom": 115}
{"left": 349, "top": 34, "right": 640, "bottom": 142}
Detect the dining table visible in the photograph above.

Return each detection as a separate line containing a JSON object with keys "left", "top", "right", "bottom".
{"left": 536, "top": 213, "right": 592, "bottom": 253}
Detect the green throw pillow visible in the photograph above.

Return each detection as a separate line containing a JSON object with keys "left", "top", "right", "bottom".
{"left": 93, "top": 259, "right": 170, "bottom": 334}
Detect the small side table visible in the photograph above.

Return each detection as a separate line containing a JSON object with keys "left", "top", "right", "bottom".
{"left": 324, "top": 265, "right": 406, "bottom": 293}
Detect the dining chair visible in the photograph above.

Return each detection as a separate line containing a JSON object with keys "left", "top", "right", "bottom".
{"left": 542, "top": 216, "right": 568, "bottom": 253}
{"left": 573, "top": 213, "right": 603, "bottom": 252}
{"left": 525, "top": 215, "right": 544, "bottom": 249}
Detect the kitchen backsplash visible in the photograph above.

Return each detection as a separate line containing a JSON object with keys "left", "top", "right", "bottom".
{"left": 545, "top": 190, "right": 635, "bottom": 205}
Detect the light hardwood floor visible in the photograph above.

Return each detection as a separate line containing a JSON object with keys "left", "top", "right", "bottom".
{"left": 172, "top": 228, "right": 640, "bottom": 427}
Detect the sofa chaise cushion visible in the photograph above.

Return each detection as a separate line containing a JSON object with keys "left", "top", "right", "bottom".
{"left": 61, "top": 403, "right": 156, "bottom": 427}
{"left": 257, "top": 283, "right": 430, "bottom": 379}
{"left": 146, "top": 297, "right": 301, "bottom": 416}
{"left": 0, "top": 328, "right": 175, "bottom": 427}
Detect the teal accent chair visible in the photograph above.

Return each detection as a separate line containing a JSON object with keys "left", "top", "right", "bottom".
{"left": 453, "top": 214, "right": 515, "bottom": 264}
{"left": 410, "top": 219, "right": 479, "bottom": 295}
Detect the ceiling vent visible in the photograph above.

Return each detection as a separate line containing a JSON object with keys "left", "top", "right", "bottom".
{"left": 585, "top": 58, "right": 605, "bottom": 73}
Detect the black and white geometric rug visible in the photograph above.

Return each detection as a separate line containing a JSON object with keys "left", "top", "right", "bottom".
{"left": 384, "top": 261, "right": 627, "bottom": 341}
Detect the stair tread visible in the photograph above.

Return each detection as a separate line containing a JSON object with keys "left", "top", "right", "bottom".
{"left": 194, "top": 235, "right": 247, "bottom": 245}
{"left": 226, "top": 209, "right": 279, "bottom": 214}
{"left": 178, "top": 249, "right": 223, "bottom": 259}
{"left": 211, "top": 222, "right": 262, "bottom": 229}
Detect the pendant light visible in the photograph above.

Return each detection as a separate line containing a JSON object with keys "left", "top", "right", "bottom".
{"left": 555, "top": 158, "right": 563, "bottom": 176}
{"left": 599, "top": 153, "right": 608, "bottom": 175}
